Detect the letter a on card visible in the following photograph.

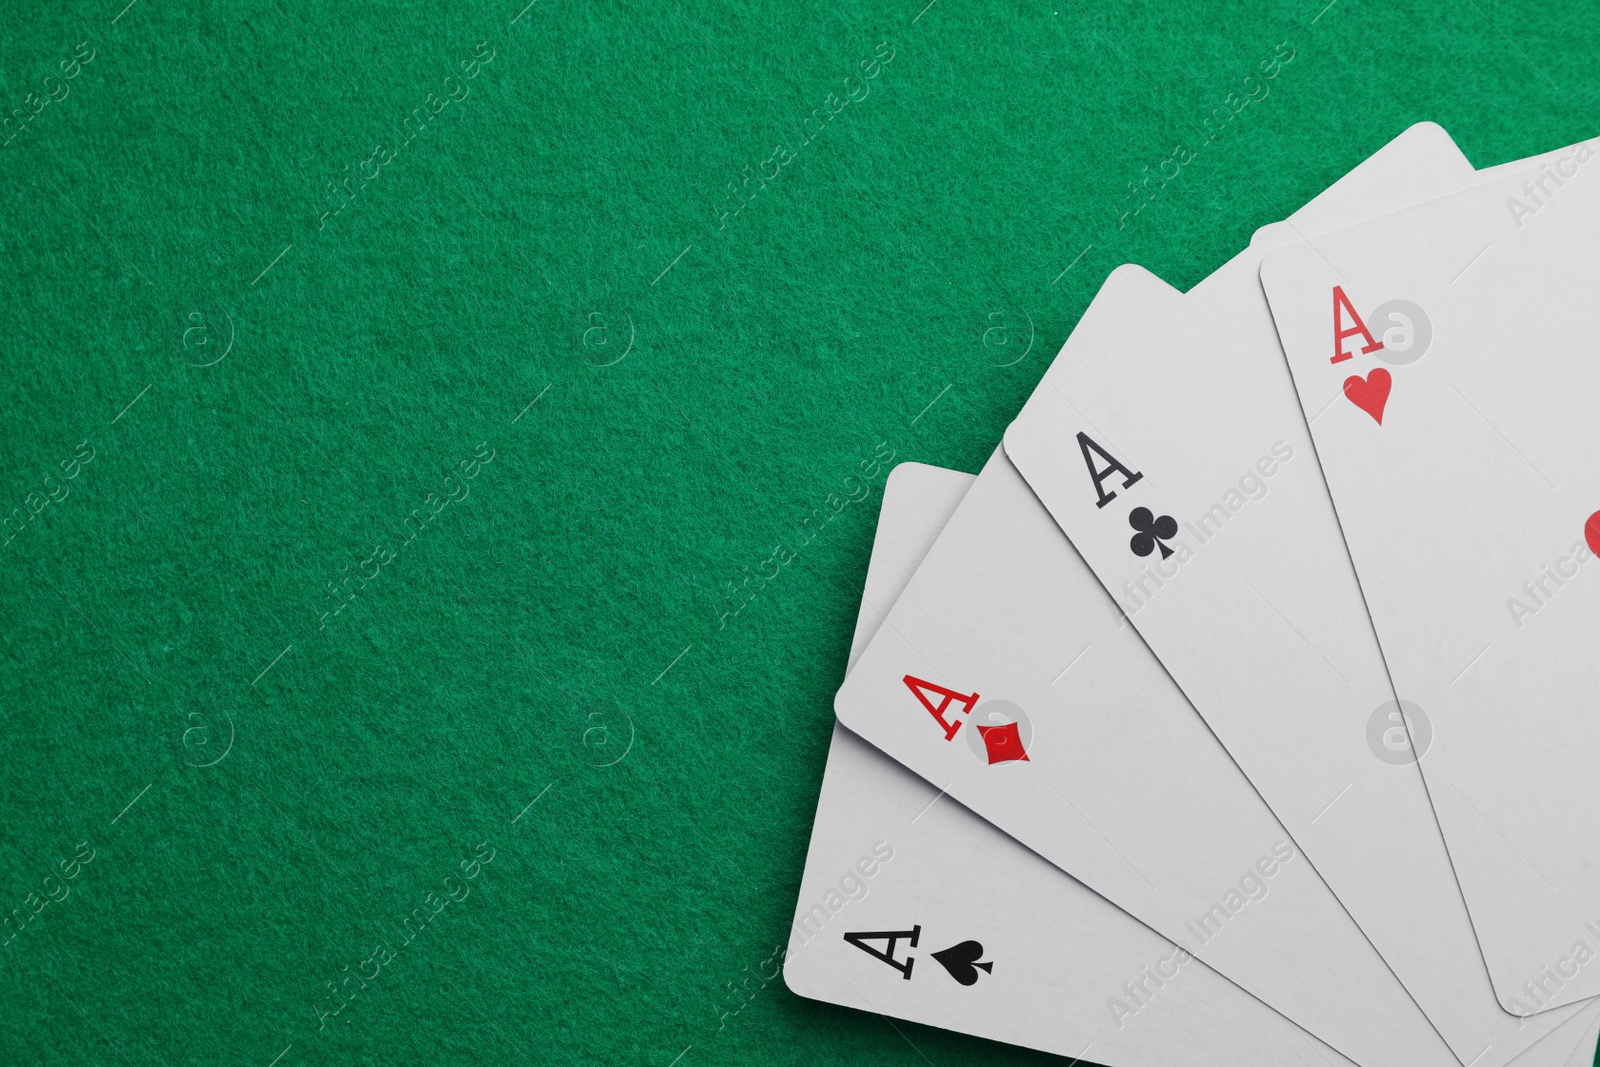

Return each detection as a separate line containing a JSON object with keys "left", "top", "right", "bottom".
{"left": 843, "top": 926, "right": 920, "bottom": 979}
{"left": 1077, "top": 432, "right": 1143, "bottom": 508}
{"left": 903, "top": 675, "right": 978, "bottom": 741}
{"left": 1331, "top": 286, "right": 1383, "bottom": 363}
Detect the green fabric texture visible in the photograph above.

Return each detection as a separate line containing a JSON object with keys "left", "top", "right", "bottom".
{"left": 2, "top": 1, "right": 1597, "bottom": 1064}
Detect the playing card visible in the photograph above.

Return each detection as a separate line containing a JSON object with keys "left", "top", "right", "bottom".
{"left": 786, "top": 462, "right": 1360, "bottom": 1067}
{"left": 789, "top": 460, "right": 1600, "bottom": 1067}
{"left": 1000, "top": 143, "right": 1598, "bottom": 1056}
{"left": 1258, "top": 138, "right": 1600, "bottom": 1011}
{"left": 834, "top": 117, "right": 1490, "bottom": 1067}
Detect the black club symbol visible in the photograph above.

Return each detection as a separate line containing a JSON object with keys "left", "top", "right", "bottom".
{"left": 1128, "top": 507, "right": 1178, "bottom": 559}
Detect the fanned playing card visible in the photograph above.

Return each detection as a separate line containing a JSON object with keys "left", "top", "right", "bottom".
{"left": 832, "top": 118, "right": 1500, "bottom": 1067}
{"left": 785, "top": 461, "right": 1363, "bottom": 1067}
{"left": 1259, "top": 138, "right": 1600, "bottom": 1011}
{"left": 789, "top": 460, "right": 1600, "bottom": 1066}
{"left": 784, "top": 463, "right": 1600, "bottom": 1067}
{"left": 1001, "top": 140, "right": 1600, "bottom": 1056}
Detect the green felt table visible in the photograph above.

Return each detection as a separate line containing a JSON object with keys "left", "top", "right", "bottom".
{"left": 2, "top": 0, "right": 1597, "bottom": 1064}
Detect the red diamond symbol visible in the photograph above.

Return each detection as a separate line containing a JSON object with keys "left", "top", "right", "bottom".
{"left": 976, "top": 721, "right": 1029, "bottom": 764}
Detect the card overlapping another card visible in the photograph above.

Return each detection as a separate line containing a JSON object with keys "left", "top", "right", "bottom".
{"left": 785, "top": 462, "right": 1362, "bottom": 1067}
{"left": 830, "top": 124, "right": 1512, "bottom": 1067}
{"left": 789, "top": 463, "right": 1600, "bottom": 1064}
{"left": 1002, "top": 139, "right": 1599, "bottom": 1055}
{"left": 784, "top": 119, "right": 1600, "bottom": 1067}
{"left": 1259, "top": 138, "right": 1600, "bottom": 1013}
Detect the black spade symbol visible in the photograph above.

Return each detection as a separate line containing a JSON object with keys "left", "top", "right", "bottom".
{"left": 931, "top": 940, "right": 993, "bottom": 986}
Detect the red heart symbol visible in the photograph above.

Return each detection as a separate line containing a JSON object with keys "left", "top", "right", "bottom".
{"left": 1585, "top": 511, "right": 1600, "bottom": 558}
{"left": 1344, "top": 368, "right": 1392, "bottom": 425}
